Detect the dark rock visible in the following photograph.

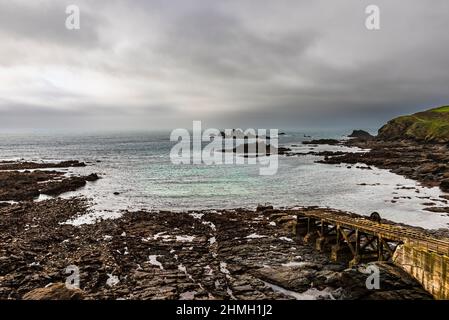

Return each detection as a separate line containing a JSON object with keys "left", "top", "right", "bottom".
{"left": 348, "top": 130, "right": 374, "bottom": 140}
{"left": 369, "top": 212, "right": 382, "bottom": 222}
{"left": 303, "top": 139, "right": 340, "bottom": 145}
{"left": 257, "top": 205, "right": 274, "bottom": 212}
{"left": 40, "top": 177, "right": 87, "bottom": 196}
{"left": 85, "top": 173, "right": 100, "bottom": 182}
{"left": 277, "top": 147, "right": 292, "bottom": 155}
{"left": 439, "top": 179, "right": 449, "bottom": 192}
{"left": 423, "top": 207, "right": 449, "bottom": 213}
{"left": 0, "top": 160, "right": 86, "bottom": 171}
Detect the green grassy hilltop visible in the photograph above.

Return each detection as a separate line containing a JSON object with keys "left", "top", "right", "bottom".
{"left": 378, "top": 106, "right": 449, "bottom": 143}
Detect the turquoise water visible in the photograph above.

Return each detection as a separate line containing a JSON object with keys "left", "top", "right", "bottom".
{"left": 1, "top": 130, "right": 449, "bottom": 229}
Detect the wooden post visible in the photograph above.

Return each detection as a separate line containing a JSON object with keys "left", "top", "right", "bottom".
{"left": 304, "top": 218, "right": 318, "bottom": 244}
{"left": 355, "top": 230, "right": 360, "bottom": 256}
{"left": 316, "top": 220, "right": 326, "bottom": 251}
{"left": 350, "top": 229, "right": 361, "bottom": 267}
{"left": 378, "top": 236, "right": 384, "bottom": 261}
{"left": 295, "top": 217, "right": 309, "bottom": 244}
{"left": 331, "top": 225, "right": 341, "bottom": 262}
{"left": 320, "top": 220, "right": 325, "bottom": 236}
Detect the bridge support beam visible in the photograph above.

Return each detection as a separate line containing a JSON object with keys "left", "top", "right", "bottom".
{"left": 331, "top": 225, "right": 342, "bottom": 262}
{"left": 349, "top": 230, "right": 361, "bottom": 267}
{"left": 377, "top": 236, "right": 384, "bottom": 261}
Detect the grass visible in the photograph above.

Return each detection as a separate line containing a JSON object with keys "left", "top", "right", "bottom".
{"left": 430, "top": 105, "right": 449, "bottom": 113}
{"left": 382, "top": 105, "right": 449, "bottom": 142}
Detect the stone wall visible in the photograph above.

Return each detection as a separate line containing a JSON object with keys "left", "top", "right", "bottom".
{"left": 393, "top": 243, "right": 449, "bottom": 300}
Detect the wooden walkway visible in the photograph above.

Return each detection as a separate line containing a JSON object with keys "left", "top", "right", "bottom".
{"left": 290, "top": 208, "right": 449, "bottom": 263}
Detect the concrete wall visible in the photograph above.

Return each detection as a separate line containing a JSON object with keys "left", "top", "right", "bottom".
{"left": 393, "top": 243, "right": 449, "bottom": 300}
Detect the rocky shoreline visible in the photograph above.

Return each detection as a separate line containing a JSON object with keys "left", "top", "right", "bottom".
{"left": 0, "top": 160, "right": 434, "bottom": 300}
{"left": 290, "top": 133, "right": 449, "bottom": 214}
{"left": 322, "top": 138, "right": 449, "bottom": 192}
{"left": 0, "top": 201, "right": 432, "bottom": 300}
{"left": 0, "top": 160, "right": 99, "bottom": 202}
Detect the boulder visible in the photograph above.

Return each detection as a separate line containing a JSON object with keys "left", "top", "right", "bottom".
{"left": 348, "top": 130, "right": 374, "bottom": 140}
{"left": 440, "top": 179, "right": 449, "bottom": 192}
{"left": 22, "top": 283, "right": 85, "bottom": 300}
{"left": 85, "top": 173, "right": 100, "bottom": 181}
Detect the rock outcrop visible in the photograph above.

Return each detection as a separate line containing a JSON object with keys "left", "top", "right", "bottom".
{"left": 0, "top": 161, "right": 100, "bottom": 201}
{"left": 378, "top": 106, "right": 449, "bottom": 143}
{"left": 303, "top": 139, "right": 340, "bottom": 145}
{"left": 348, "top": 130, "right": 374, "bottom": 140}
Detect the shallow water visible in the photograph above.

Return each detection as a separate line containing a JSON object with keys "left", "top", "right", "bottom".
{"left": 1, "top": 130, "right": 449, "bottom": 229}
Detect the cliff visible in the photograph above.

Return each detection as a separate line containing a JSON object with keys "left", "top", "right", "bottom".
{"left": 378, "top": 106, "right": 449, "bottom": 143}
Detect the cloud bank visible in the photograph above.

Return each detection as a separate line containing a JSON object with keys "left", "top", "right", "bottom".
{"left": 1, "top": 0, "right": 449, "bottom": 130}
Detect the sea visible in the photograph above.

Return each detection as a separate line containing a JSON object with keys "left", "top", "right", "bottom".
{"left": 1, "top": 129, "right": 449, "bottom": 229}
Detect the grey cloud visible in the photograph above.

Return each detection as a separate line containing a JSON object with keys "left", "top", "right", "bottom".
{"left": 0, "top": 0, "right": 102, "bottom": 53}
{"left": 0, "top": 0, "right": 449, "bottom": 131}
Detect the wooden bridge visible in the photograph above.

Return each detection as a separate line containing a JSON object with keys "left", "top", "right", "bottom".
{"left": 290, "top": 208, "right": 449, "bottom": 299}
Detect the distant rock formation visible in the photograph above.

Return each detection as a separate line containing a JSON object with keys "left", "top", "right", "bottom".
{"left": 348, "top": 130, "right": 374, "bottom": 140}
{"left": 303, "top": 139, "right": 340, "bottom": 145}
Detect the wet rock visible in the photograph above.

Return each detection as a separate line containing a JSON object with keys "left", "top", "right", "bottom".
{"left": 423, "top": 207, "right": 449, "bottom": 213}
{"left": 277, "top": 147, "right": 292, "bottom": 155}
{"left": 257, "top": 205, "right": 274, "bottom": 212}
{"left": 85, "top": 173, "right": 100, "bottom": 182}
{"left": 22, "top": 283, "right": 85, "bottom": 300}
{"left": 0, "top": 161, "right": 99, "bottom": 201}
{"left": 348, "top": 130, "right": 374, "bottom": 140}
{"left": 439, "top": 179, "right": 449, "bottom": 192}
{"left": 40, "top": 177, "right": 87, "bottom": 196}
{"left": 303, "top": 139, "right": 340, "bottom": 145}
{"left": 0, "top": 160, "right": 86, "bottom": 171}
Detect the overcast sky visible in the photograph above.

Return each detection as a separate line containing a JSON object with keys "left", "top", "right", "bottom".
{"left": 1, "top": 0, "right": 449, "bottom": 131}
